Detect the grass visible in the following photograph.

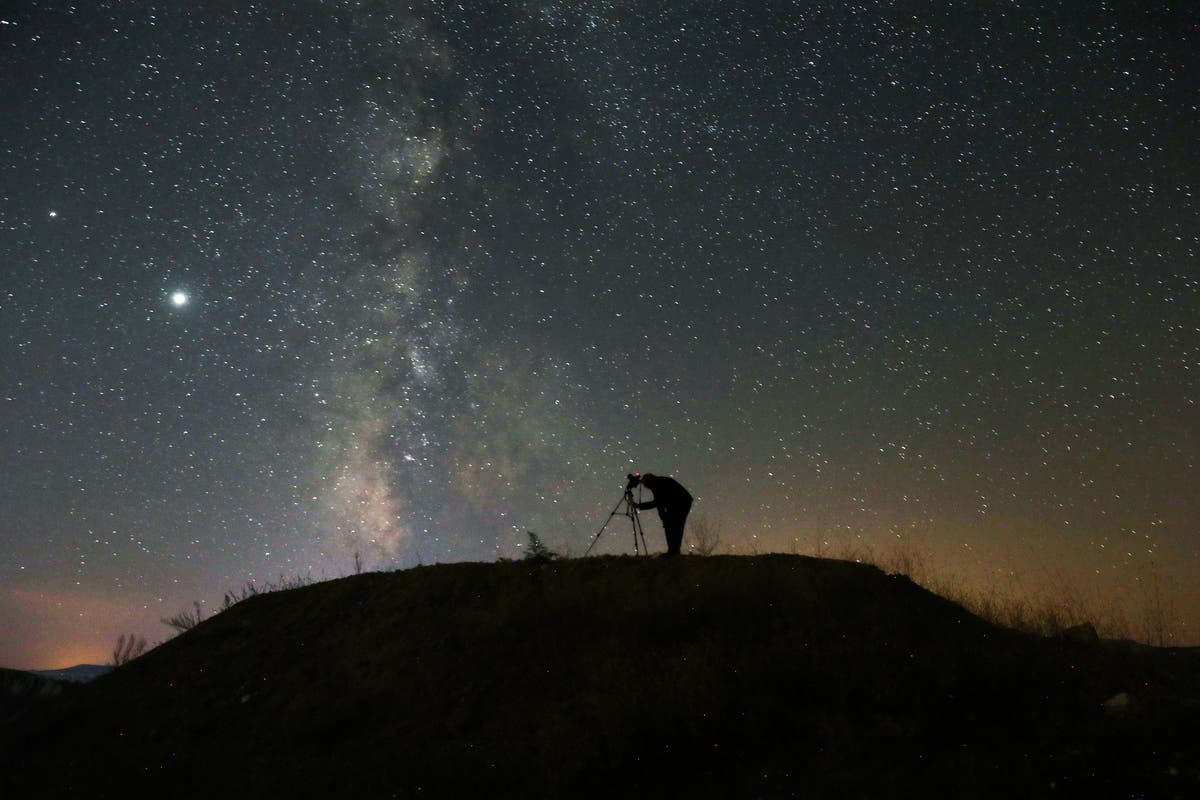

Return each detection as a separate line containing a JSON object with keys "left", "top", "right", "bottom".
{"left": 780, "top": 533, "right": 1184, "bottom": 645}
{"left": 156, "top": 572, "right": 316, "bottom": 638}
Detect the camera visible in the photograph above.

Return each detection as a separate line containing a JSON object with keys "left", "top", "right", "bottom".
{"left": 626, "top": 472, "right": 642, "bottom": 490}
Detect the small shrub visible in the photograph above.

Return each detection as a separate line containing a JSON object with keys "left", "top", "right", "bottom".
{"left": 686, "top": 515, "right": 722, "bottom": 556}
{"left": 161, "top": 600, "right": 204, "bottom": 634}
{"left": 220, "top": 583, "right": 259, "bottom": 612}
{"left": 523, "top": 531, "right": 560, "bottom": 562}
{"left": 1137, "top": 562, "right": 1178, "bottom": 646}
{"left": 110, "top": 633, "right": 146, "bottom": 667}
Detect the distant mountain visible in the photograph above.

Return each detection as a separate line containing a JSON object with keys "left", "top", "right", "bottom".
{"left": 29, "top": 664, "right": 112, "bottom": 684}
{"left": 1, "top": 555, "right": 1198, "bottom": 798}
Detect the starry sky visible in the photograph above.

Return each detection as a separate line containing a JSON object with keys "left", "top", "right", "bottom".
{"left": 2, "top": 1, "right": 1197, "bottom": 669}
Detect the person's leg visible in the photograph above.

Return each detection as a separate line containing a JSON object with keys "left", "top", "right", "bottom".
{"left": 664, "top": 515, "right": 684, "bottom": 555}
{"left": 674, "top": 500, "right": 692, "bottom": 554}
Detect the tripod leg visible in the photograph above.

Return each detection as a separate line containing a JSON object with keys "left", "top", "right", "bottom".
{"left": 632, "top": 485, "right": 649, "bottom": 556}
{"left": 585, "top": 492, "right": 631, "bottom": 557}
{"left": 634, "top": 512, "right": 648, "bottom": 555}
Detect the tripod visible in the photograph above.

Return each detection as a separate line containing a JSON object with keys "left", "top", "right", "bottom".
{"left": 584, "top": 477, "right": 649, "bottom": 556}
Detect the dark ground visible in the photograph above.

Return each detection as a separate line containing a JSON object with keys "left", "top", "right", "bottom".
{"left": 3, "top": 554, "right": 1198, "bottom": 798}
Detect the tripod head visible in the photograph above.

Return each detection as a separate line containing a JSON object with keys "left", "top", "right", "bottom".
{"left": 622, "top": 473, "right": 641, "bottom": 505}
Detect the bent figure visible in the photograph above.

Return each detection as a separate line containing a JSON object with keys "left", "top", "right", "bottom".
{"left": 635, "top": 473, "right": 693, "bottom": 556}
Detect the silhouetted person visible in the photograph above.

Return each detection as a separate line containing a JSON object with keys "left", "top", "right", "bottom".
{"left": 633, "top": 473, "right": 693, "bottom": 556}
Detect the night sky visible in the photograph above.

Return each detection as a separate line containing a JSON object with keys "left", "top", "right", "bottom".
{"left": 2, "top": 2, "right": 1197, "bottom": 669}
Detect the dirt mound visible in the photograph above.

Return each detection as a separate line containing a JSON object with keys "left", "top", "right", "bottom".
{"left": 3, "top": 555, "right": 1198, "bottom": 798}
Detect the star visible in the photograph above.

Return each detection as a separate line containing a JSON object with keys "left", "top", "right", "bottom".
{"left": 170, "top": 291, "right": 189, "bottom": 307}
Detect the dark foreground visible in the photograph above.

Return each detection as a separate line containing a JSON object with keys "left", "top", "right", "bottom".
{"left": 3, "top": 555, "right": 1198, "bottom": 798}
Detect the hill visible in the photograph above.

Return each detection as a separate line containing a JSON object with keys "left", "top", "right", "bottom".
{"left": 29, "top": 664, "right": 112, "bottom": 684}
{"left": 0, "top": 667, "right": 63, "bottom": 721}
{"left": 2, "top": 554, "right": 1198, "bottom": 798}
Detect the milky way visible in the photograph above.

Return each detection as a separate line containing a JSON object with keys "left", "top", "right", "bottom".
{"left": 1, "top": 2, "right": 1197, "bottom": 667}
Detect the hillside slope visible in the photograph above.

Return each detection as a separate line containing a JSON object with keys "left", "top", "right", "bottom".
{"left": 0, "top": 667, "right": 63, "bottom": 721}
{"left": 3, "top": 555, "right": 1198, "bottom": 798}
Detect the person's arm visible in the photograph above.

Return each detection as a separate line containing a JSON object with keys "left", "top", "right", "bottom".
{"left": 637, "top": 499, "right": 657, "bottom": 510}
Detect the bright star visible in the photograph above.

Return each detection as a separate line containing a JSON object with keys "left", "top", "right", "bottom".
{"left": 170, "top": 291, "right": 189, "bottom": 307}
